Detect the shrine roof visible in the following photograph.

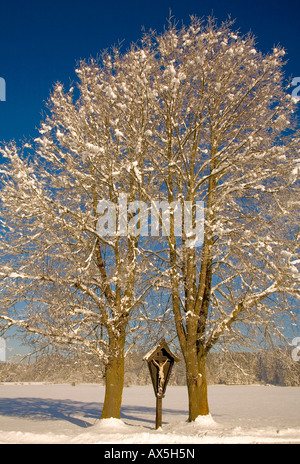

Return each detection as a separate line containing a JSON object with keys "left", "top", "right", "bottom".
{"left": 143, "top": 338, "right": 180, "bottom": 362}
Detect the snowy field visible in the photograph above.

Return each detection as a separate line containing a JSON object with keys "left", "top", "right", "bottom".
{"left": 0, "top": 383, "right": 299, "bottom": 444}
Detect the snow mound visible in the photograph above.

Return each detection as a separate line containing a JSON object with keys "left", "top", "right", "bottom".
{"left": 162, "top": 413, "right": 220, "bottom": 439}
{"left": 194, "top": 413, "right": 218, "bottom": 428}
{"left": 92, "top": 418, "right": 128, "bottom": 431}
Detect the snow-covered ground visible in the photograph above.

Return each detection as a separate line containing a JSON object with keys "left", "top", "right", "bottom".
{"left": 0, "top": 383, "right": 299, "bottom": 444}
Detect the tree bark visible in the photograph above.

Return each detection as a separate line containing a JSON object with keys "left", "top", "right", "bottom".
{"left": 101, "top": 335, "right": 125, "bottom": 419}
{"left": 197, "top": 353, "right": 209, "bottom": 417}
{"left": 184, "top": 344, "right": 209, "bottom": 421}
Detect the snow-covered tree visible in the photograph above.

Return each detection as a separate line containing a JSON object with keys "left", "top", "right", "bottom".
{"left": 0, "top": 15, "right": 299, "bottom": 424}
{"left": 0, "top": 46, "right": 157, "bottom": 419}
{"left": 138, "top": 17, "right": 300, "bottom": 420}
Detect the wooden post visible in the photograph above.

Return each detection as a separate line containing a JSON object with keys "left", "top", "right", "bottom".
{"left": 156, "top": 395, "right": 163, "bottom": 429}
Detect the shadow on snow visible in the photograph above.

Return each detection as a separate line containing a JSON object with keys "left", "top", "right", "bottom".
{"left": 0, "top": 397, "right": 187, "bottom": 428}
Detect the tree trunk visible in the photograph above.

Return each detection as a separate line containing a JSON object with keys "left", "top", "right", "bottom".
{"left": 101, "top": 337, "right": 125, "bottom": 419}
{"left": 185, "top": 348, "right": 209, "bottom": 421}
{"left": 197, "top": 353, "right": 209, "bottom": 416}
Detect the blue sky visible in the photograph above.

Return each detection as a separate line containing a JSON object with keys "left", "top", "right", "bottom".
{"left": 0, "top": 0, "right": 299, "bottom": 145}
{"left": 0, "top": 0, "right": 299, "bottom": 358}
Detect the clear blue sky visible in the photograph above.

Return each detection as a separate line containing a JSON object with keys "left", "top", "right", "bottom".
{"left": 0, "top": 0, "right": 299, "bottom": 145}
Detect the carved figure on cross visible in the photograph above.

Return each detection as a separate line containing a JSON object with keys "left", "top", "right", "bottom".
{"left": 152, "top": 357, "right": 169, "bottom": 395}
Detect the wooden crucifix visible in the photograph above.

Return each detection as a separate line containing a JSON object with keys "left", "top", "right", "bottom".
{"left": 144, "top": 339, "right": 180, "bottom": 429}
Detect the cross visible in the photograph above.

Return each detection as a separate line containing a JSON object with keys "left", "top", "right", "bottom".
{"left": 155, "top": 350, "right": 167, "bottom": 363}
